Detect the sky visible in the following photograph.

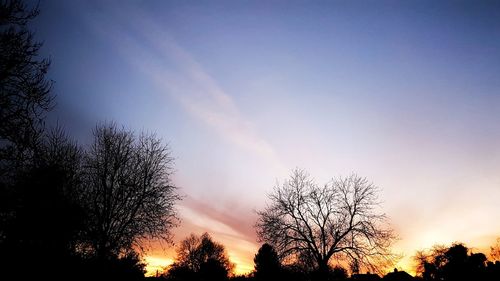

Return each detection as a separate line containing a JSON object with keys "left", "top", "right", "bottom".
{"left": 29, "top": 0, "right": 500, "bottom": 276}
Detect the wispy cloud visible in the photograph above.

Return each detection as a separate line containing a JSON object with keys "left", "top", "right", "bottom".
{"left": 88, "top": 7, "right": 285, "bottom": 173}
{"left": 181, "top": 196, "right": 258, "bottom": 242}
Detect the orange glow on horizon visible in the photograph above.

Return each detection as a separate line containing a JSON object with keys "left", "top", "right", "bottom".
{"left": 145, "top": 235, "right": 499, "bottom": 278}
{"left": 145, "top": 201, "right": 500, "bottom": 278}
{"left": 143, "top": 254, "right": 254, "bottom": 277}
{"left": 228, "top": 251, "right": 254, "bottom": 276}
{"left": 144, "top": 256, "right": 174, "bottom": 277}
{"left": 143, "top": 253, "right": 254, "bottom": 277}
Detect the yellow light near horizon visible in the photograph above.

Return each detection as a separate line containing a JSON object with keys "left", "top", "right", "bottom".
{"left": 144, "top": 256, "right": 174, "bottom": 277}
{"left": 233, "top": 264, "right": 253, "bottom": 276}
{"left": 393, "top": 256, "right": 417, "bottom": 276}
{"left": 144, "top": 254, "right": 253, "bottom": 277}
{"left": 228, "top": 251, "right": 254, "bottom": 276}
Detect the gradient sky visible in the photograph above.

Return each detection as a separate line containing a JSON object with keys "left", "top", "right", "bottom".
{"left": 30, "top": 0, "right": 500, "bottom": 276}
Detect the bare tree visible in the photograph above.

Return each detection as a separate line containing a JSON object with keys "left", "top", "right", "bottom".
{"left": 0, "top": 0, "right": 53, "bottom": 167}
{"left": 173, "top": 232, "right": 233, "bottom": 273}
{"left": 167, "top": 232, "right": 234, "bottom": 280}
{"left": 81, "top": 122, "right": 180, "bottom": 259}
{"left": 256, "top": 169, "right": 396, "bottom": 275}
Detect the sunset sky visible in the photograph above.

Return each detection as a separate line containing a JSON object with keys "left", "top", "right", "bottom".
{"left": 31, "top": 0, "right": 500, "bottom": 276}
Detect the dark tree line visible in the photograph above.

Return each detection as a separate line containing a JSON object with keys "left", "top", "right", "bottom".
{"left": 0, "top": 122, "right": 180, "bottom": 280}
{"left": 414, "top": 243, "right": 500, "bottom": 281}
{"left": 157, "top": 239, "right": 500, "bottom": 281}
{"left": 0, "top": 1, "right": 180, "bottom": 280}
{"left": 165, "top": 232, "right": 234, "bottom": 281}
{"left": 156, "top": 167, "right": 500, "bottom": 281}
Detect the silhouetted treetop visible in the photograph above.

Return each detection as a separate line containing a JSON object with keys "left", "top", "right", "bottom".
{"left": 414, "top": 242, "right": 498, "bottom": 281}
{"left": 256, "top": 169, "right": 396, "bottom": 277}
{"left": 254, "top": 243, "right": 281, "bottom": 280}
{"left": 174, "top": 232, "right": 233, "bottom": 273}
{"left": 167, "top": 232, "right": 234, "bottom": 281}
{"left": 81, "top": 122, "right": 180, "bottom": 259}
{"left": 0, "top": 0, "right": 53, "bottom": 165}
{"left": 0, "top": 0, "right": 38, "bottom": 26}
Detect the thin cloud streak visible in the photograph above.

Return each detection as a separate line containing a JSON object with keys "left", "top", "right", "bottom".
{"left": 81, "top": 3, "right": 285, "bottom": 172}
{"left": 95, "top": 9, "right": 285, "bottom": 174}
{"left": 181, "top": 196, "right": 258, "bottom": 243}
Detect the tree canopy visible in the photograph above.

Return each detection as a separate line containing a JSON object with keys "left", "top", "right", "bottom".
{"left": 0, "top": 0, "right": 53, "bottom": 167}
{"left": 167, "top": 232, "right": 234, "bottom": 281}
{"left": 256, "top": 169, "right": 396, "bottom": 276}
{"left": 81, "top": 122, "right": 180, "bottom": 259}
{"left": 414, "top": 242, "right": 500, "bottom": 281}
{"left": 254, "top": 243, "right": 281, "bottom": 280}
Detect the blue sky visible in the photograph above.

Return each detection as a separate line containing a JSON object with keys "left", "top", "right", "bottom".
{"left": 31, "top": 0, "right": 500, "bottom": 274}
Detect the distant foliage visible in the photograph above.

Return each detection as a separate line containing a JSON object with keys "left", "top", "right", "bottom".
{"left": 253, "top": 243, "right": 281, "bottom": 280}
{"left": 414, "top": 242, "right": 500, "bottom": 281}
{"left": 167, "top": 232, "right": 234, "bottom": 281}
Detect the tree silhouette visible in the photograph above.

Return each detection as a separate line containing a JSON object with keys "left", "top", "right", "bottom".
{"left": 256, "top": 169, "right": 396, "bottom": 278}
{"left": 80, "top": 122, "right": 180, "bottom": 260}
{"left": 254, "top": 243, "right": 281, "bottom": 281}
{"left": 0, "top": 3, "right": 58, "bottom": 273}
{"left": 330, "top": 266, "right": 348, "bottom": 280}
{"left": 0, "top": 0, "right": 53, "bottom": 169}
{"left": 167, "top": 232, "right": 234, "bottom": 281}
{"left": 415, "top": 243, "right": 489, "bottom": 281}
{"left": 1, "top": 2, "right": 179, "bottom": 279}
{"left": 199, "top": 258, "right": 230, "bottom": 281}
{"left": 82, "top": 250, "right": 147, "bottom": 281}
{"left": 0, "top": 128, "right": 85, "bottom": 278}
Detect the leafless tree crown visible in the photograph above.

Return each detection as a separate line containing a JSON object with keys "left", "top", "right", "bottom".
{"left": 82, "top": 122, "right": 180, "bottom": 258}
{"left": 173, "top": 232, "right": 234, "bottom": 273}
{"left": 256, "top": 169, "right": 396, "bottom": 273}
{"left": 1, "top": 0, "right": 53, "bottom": 170}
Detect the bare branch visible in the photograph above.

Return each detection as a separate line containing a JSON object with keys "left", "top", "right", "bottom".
{"left": 256, "top": 169, "right": 397, "bottom": 274}
{"left": 81, "top": 122, "right": 180, "bottom": 259}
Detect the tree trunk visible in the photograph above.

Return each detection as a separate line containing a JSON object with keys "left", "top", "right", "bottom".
{"left": 314, "top": 258, "right": 330, "bottom": 281}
